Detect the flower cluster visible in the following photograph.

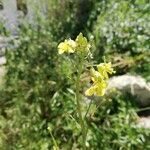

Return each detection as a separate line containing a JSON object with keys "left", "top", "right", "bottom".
{"left": 85, "top": 62, "right": 115, "bottom": 96}
{"left": 57, "top": 33, "right": 115, "bottom": 97}
{"left": 58, "top": 33, "right": 91, "bottom": 54}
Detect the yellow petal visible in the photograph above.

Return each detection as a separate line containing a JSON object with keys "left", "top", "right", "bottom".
{"left": 90, "top": 68, "right": 103, "bottom": 82}
{"left": 85, "top": 86, "right": 95, "bottom": 96}
{"left": 96, "top": 88, "right": 106, "bottom": 96}
{"left": 67, "top": 39, "right": 76, "bottom": 48}
{"left": 95, "top": 81, "right": 107, "bottom": 96}
{"left": 58, "top": 39, "right": 76, "bottom": 54}
{"left": 97, "top": 62, "right": 115, "bottom": 79}
{"left": 58, "top": 43, "right": 65, "bottom": 54}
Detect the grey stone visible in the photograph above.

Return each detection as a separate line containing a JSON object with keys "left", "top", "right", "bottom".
{"left": 2, "top": 0, "right": 18, "bottom": 34}
{"left": 0, "top": 0, "right": 49, "bottom": 34}
{"left": 138, "top": 117, "right": 150, "bottom": 128}
{"left": 0, "top": 57, "right": 6, "bottom": 65}
{"left": 107, "top": 75, "right": 150, "bottom": 106}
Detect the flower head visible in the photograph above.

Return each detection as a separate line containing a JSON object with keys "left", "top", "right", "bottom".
{"left": 90, "top": 68, "right": 103, "bottom": 82}
{"left": 85, "top": 80, "right": 107, "bottom": 96}
{"left": 75, "top": 33, "right": 91, "bottom": 52}
{"left": 85, "top": 62, "right": 115, "bottom": 97}
{"left": 58, "top": 39, "right": 76, "bottom": 54}
{"left": 97, "top": 62, "right": 115, "bottom": 79}
{"left": 58, "top": 33, "right": 91, "bottom": 54}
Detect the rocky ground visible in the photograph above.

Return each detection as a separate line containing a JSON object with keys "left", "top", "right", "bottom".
{"left": 107, "top": 75, "right": 150, "bottom": 107}
{"left": 107, "top": 75, "right": 150, "bottom": 128}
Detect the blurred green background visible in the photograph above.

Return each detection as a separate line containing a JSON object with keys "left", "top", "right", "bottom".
{"left": 0, "top": 0, "right": 150, "bottom": 149}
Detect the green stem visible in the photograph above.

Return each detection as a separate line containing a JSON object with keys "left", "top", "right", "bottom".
{"left": 49, "top": 130, "right": 59, "bottom": 150}
{"left": 75, "top": 56, "right": 87, "bottom": 150}
{"left": 84, "top": 99, "right": 93, "bottom": 119}
{"left": 83, "top": 99, "right": 93, "bottom": 145}
{"left": 136, "top": 107, "right": 150, "bottom": 112}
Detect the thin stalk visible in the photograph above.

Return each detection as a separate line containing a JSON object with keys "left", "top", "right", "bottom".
{"left": 136, "top": 107, "right": 150, "bottom": 112}
{"left": 84, "top": 99, "right": 93, "bottom": 119}
{"left": 75, "top": 56, "right": 87, "bottom": 150}
{"left": 83, "top": 99, "right": 93, "bottom": 146}
{"left": 49, "top": 130, "right": 59, "bottom": 150}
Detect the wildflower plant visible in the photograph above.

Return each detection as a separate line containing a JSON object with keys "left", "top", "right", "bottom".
{"left": 58, "top": 33, "right": 115, "bottom": 149}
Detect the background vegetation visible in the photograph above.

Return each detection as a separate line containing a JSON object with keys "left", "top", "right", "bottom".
{"left": 0, "top": 0, "right": 150, "bottom": 149}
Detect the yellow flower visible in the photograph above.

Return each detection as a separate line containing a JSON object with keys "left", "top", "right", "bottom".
{"left": 90, "top": 68, "right": 103, "bottom": 83}
{"left": 75, "top": 33, "right": 91, "bottom": 52}
{"left": 58, "top": 39, "right": 76, "bottom": 54}
{"left": 85, "top": 80, "right": 107, "bottom": 96}
{"left": 85, "top": 63, "right": 115, "bottom": 97}
{"left": 97, "top": 62, "right": 115, "bottom": 79}
{"left": 85, "top": 68, "right": 107, "bottom": 96}
{"left": 58, "top": 33, "right": 91, "bottom": 54}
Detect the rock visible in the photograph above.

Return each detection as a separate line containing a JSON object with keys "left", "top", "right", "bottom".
{"left": 0, "top": 65, "right": 5, "bottom": 87}
{"left": 138, "top": 117, "right": 150, "bottom": 128}
{"left": 0, "top": 36, "right": 17, "bottom": 56}
{"left": 0, "top": 57, "right": 6, "bottom": 65}
{"left": 0, "top": 36, "right": 9, "bottom": 51}
{"left": 107, "top": 75, "right": 150, "bottom": 107}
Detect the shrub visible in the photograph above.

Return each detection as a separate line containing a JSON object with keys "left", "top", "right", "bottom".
{"left": 0, "top": 1, "right": 149, "bottom": 149}
{"left": 93, "top": 0, "right": 150, "bottom": 78}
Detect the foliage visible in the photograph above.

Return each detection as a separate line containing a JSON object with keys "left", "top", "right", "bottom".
{"left": 93, "top": 0, "right": 150, "bottom": 79}
{"left": 86, "top": 91, "right": 150, "bottom": 149}
{"left": 0, "top": 0, "right": 150, "bottom": 149}
{"left": 1, "top": 22, "right": 72, "bottom": 149}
